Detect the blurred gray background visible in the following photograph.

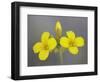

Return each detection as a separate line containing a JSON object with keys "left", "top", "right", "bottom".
{"left": 28, "top": 15, "right": 88, "bottom": 67}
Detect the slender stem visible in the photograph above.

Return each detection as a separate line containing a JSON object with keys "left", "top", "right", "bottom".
{"left": 59, "top": 48, "right": 63, "bottom": 64}
{"left": 55, "top": 36, "right": 63, "bottom": 64}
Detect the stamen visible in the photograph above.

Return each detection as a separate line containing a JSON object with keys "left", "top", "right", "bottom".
{"left": 69, "top": 41, "right": 75, "bottom": 47}
{"left": 44, "top": 45, "right": 49, "bottom": 50}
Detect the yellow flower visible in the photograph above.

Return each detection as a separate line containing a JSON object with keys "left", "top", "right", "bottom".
{"left": 55, "top": 20, "right": 62, "bottom": 39}
{"left": 60, "top": 31, "right": 85, "bottom": 55}
{"left": 33, "top": 32, "right": 57, "bottom": 61}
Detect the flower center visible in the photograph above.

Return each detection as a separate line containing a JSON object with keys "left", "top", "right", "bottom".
{"left": 44, "top": 45, "right": 49, "bottom": 50}
{"left": 69, "top": 41, "right": 75, "bottom": 47}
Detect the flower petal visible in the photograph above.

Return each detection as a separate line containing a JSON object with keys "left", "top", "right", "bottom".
{"left": 66, "top": 31, "right": 75, "bottom": 40}
{"left": 39, "top": 50, "right": 49, "bottom": 61}
{"left": 75, "top": 37, "right": 84, "bottom": 47}
{"left": 33, "top": 42, "right": 43, "bottom": 53}
{"left": 48, "top": 38, "right": 57, "bottom": 51}
{"left": 60, "top": 37, "right": 70, "bottom": 48}
{"left": 68, "top": 47, "right": 79, "bottom": 55}
{"left": 41, "top": 32, "right": 50, "bottom": 43}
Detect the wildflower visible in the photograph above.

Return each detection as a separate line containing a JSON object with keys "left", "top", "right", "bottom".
{"left": 60, "top": 31, "right": 84, "bottom": 55}
{"left": 33, "top": 32, "right": 57, "bottom": 61}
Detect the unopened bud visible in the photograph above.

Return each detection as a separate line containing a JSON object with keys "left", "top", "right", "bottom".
{"left": 55, "top": 20, "right": 62, "bottom": 39}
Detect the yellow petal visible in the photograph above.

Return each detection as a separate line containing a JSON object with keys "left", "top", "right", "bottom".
{"left": 39, "top": 50, "right": 49, "bottom": 61}
{"left": 60, "top": 37, "right": 70, "bottom": 48}
{"left": 41, "top": 32, "right": 50, "bottom": 43}
{"left": 66, "top": 31, "right": 75, "bottom": 40}
{"left": 68, "top": 47, "right": 79, "bottom": 55}
{"left": 48, "top": 38, "right": 57, "bottom": 51}
{"left": 75, "top": 37, "right": 84, "bottom": 47}
{"left": 33, "top": 42, "right": 43, "bottom": 53}
{"left": 55, "top": 20, "right": 62, "bottom": 37}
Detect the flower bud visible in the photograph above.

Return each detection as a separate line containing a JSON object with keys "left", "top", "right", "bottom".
{"left": 55, "top": 21, "right": 62, "bottom": 39}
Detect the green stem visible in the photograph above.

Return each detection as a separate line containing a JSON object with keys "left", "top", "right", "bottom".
{"left": 59, "top": 48, "right": 63, "bottom": 64}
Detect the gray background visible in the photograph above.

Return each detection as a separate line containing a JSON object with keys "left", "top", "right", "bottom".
{"left": 28, "top": 15, "right": 88, "bottom": 67}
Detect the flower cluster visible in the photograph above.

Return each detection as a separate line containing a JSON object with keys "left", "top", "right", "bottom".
{"left": 32, "top": 21, "right": 85, "bottom": 61}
